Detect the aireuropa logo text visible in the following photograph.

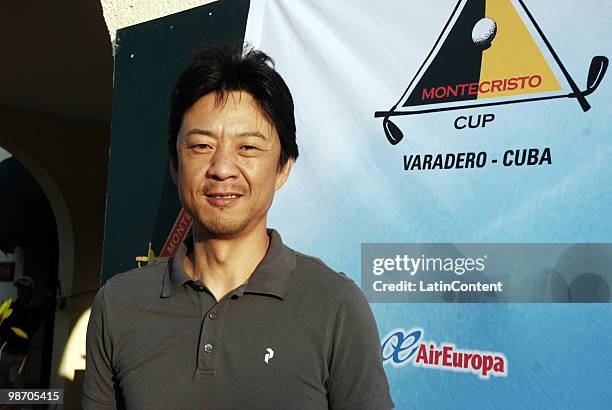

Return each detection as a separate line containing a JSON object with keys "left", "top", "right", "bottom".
{"left": 381, "top": 327, "right": 507, "bottom": 379}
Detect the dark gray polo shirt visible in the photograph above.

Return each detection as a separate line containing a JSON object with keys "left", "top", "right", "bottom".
{"left": 83, "top": 229, "right": 393, "bottom": 409}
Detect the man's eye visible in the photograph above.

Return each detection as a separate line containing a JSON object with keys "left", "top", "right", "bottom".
{"left": 192, "top": 144, "right": 211, "bottom": 151}
{"left": 240, "top": 145, "right": 258, "bottom": 151}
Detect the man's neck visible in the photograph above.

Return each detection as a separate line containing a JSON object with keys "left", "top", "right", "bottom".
{"left": 183, "top": 223, "right": 270, "bottom": 301}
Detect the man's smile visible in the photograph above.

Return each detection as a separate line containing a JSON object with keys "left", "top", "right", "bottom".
{"left": 204, "top": 191, "right": 244, "bottom": 208}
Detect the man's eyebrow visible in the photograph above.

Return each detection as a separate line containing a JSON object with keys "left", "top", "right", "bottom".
{"left": 184, "top": 128, "right": 214, "bottom": 137}
{"left": 235, "top": 131, "right": 269, "bottom": 140}
{"left": 183, "top": 129, "right": 269, "bottom": 140}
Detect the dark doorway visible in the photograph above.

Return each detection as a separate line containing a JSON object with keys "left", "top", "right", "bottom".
{"left": 0, "top": 150, "right": 58, "bottom": 390}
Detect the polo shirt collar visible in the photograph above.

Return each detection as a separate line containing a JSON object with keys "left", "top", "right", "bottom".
{"left": 161, "top": 229, "right": 296, "bottom": 300}
{"left": 161, "top": 237, "right": 194, "bottom": 298}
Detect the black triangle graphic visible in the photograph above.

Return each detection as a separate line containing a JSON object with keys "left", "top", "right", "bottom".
{"left": 404, "top": 0, "right": 485, "bottom": 107}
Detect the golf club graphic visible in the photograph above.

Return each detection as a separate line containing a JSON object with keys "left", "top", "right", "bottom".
{"left": 374, "top": 0, "right": 608, "bottom": 145}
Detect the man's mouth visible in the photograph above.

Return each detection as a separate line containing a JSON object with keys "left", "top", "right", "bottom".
{"left": 204, "top": 192, "right": 243, "bottom": 207}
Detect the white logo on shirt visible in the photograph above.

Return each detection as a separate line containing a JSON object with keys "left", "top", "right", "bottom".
{"left": 264, "top": 348, "right": 274, "bottom": 364}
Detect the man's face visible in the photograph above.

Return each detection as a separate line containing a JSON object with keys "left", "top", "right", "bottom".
{"left": 173, "top": 91, "right": 291, "bottom": 238}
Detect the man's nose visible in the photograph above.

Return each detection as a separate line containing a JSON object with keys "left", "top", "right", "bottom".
{"left": 206, "top": 145, "right": 239, "bottom": 180}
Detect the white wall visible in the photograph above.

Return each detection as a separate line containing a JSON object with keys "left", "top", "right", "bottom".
{"left": 101, "top": 0, "right": 217, "bottom": 42}
{"left": 0, "top": 147, "right": 11, "bottom": 162}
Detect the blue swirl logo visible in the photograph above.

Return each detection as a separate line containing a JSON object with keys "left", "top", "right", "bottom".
{"left": 381, "top": 327, "right": 423, "bottom": 367}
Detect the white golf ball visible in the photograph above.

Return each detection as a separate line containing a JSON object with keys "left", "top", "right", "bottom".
{"left": 472, "top": 17, "right": 497, "bottom": 48}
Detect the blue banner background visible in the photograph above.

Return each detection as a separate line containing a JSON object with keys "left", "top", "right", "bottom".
{"left": 250, "top": 0, "right": 612, "bottom": 408}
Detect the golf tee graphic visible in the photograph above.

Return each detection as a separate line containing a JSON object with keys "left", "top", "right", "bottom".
{"left": 375, "top": 0, "right": 608, "bottom": 145}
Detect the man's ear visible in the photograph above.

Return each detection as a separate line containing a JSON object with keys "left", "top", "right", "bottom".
{"left": 275, "top": 158, "right": 293, "bottom": 191}
{"left": 170, "top": 158, "right": 179, "bottom": 186}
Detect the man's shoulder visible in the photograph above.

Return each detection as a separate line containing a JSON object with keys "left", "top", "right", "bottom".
{"left": 102, "top": 261, "right": 168, "bottom": 302}
{"left": 292, "top": 250, "right": 355, "bottom": 293}
{"left": 290, "top": 249, "right": 376, "bottom": 339}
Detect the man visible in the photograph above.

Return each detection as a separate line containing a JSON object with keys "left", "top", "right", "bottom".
{"left": 83, "top": 44, "right": 393, "bottom": 409}
{"left": 0, "top": 276, "right": 45, "bottom": 388}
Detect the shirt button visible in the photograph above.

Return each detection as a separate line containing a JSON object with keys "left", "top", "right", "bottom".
{"left": 204, "top": 343, "right": 214, "bottom": 353}
{"left": 208, "top": 311, "right": 217, "bottom": 320}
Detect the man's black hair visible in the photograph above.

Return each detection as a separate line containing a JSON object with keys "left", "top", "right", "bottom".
{"left": 168, "top": 43, "right": 298, "bottom": 170}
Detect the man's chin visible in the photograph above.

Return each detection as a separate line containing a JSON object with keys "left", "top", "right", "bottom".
{"left": 198, "top": 219, "right": 248, "bottom": 238}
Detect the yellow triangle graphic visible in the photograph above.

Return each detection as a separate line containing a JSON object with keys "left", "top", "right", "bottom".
{"left": 478, "top": 0, "right": 562, "bottom": 99}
